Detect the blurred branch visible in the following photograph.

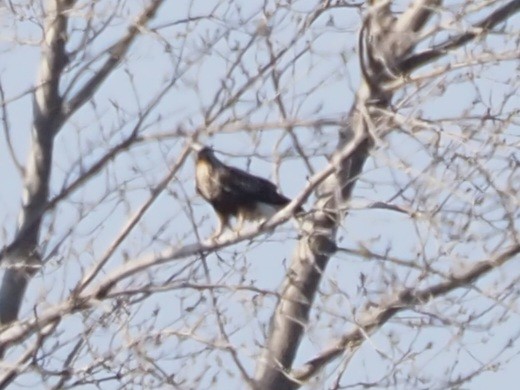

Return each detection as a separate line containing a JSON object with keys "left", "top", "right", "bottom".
{"left": 399, "top": 0, "right": 520, "bottom": 73}
{"left": 0, "top": 0, "right": 165, "bottom": 329}
{"left": 395, "top": 0, "right": 441, "bottom": 33}
{"left": 204, "top": 0, "right": 343, "bottom": 126}
{"left": 4, "top": 73, "right": 183, "bottom": 258}
{"left": 63, "top": 0, "right": 165, "bottom": 120}
{"left": 251, "top": 0, "right": 517, "bottom": 387}
{"left": 0, "top": 0, "right": 76, "bottom": 327}
{"left": 253, "top": 0, "right": 438, "bottom": 386}
{"left": 75, "top": 144, "right": 193, "bottom": 293}
{"left": 0, "top": 81, "right": 24, "bottom": 176}
{"left": 86, "top": 134, "right": 369, "bottom": 299}
{"left": 291, "top": 245, "right": 520, "bottom": 382}
{"left": 0, "top": 320, "right": 59, "bottom": 388}
{"left": 0, "top": 134, "right": 368, "bottom": 356}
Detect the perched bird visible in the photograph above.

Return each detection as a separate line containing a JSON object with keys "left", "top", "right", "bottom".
{"left": 194, "top": 146, "right": 303, "bottom": 238}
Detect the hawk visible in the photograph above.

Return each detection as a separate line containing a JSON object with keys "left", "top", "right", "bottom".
{"left": 195, "top": 146, "right": 303, "bottom": 238}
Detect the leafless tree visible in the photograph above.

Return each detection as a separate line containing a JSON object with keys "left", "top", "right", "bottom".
{"left": 0, "top": 0, "right": 519, "bottom": 389}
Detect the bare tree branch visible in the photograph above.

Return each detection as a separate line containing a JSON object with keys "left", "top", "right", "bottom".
{"left": 291, "top": 245, "right": 520, "bottom": 382}
{"left": 0, "top": 0, "right": 75, "bottom": 327}
{"left": 0, "top": 81, "right": 24, "bottom": 176}
{"left": 63, "top": 0, "right": 165, "bottom": 119}
{"left": 399, "top": 0, "right": 520, "bottom": 73}
{"left": 0, "top": 0, "right": 165, "bottom": 329}
{"left": 0, "top": 0, "right": 518, "bottom": 387}
{"left": 254, "top": 0, "right": 520, "bottom": 388}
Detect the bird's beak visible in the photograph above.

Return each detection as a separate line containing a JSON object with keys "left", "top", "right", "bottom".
{"left": 190, "top": 143, "right": 205, "bottom": 152}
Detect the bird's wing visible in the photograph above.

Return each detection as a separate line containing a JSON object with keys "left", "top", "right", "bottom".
{"left": 220, "top": 165, "right": 291, "bottom": 206}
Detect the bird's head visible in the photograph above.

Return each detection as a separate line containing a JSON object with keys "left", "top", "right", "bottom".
{"left": 193, "top": 145, "right": 220, "bottom": 165}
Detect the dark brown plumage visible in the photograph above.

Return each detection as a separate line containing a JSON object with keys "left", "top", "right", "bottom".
{"left": 195, "top": 147, "right": 303, "bottom": 237}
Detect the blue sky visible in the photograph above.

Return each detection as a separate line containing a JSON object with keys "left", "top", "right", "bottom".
{"left": 0, "top": 0, "right": 519, "bottom": 388}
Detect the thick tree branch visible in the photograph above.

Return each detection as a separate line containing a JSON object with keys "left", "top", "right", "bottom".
{"left": 395, "top": 0, "right": 441, "bottom": 33}
{"left": 0, "top": 134, "right": 374, "bottom": 358}
{"left": 0, "top": 0, "right": 74, "bottom": 326}
{"left": 254, "top": 98, "right": 374, "bottom": 390}
{"left": 253, "top": 9, "right": 434, "bottom": 390}
{"left": 253, "top": 0, "right": 505, "bottom": 387}
{"left": 399, "top": 0, "right": 520, "bottom": 73}
{"left": 253, "top": 0, "right": 520, "bottom": 384}
{"left": 3, "top": 71, "right": 177, "bottom": 260}
{"left": 0, "top": 0, "right": 165, "bottom": 328}
{"left": 0, "top": 81, "right": 24, "bottom": 175}
{"left": 82, "top": 136, "right": 370, "bottom": 299}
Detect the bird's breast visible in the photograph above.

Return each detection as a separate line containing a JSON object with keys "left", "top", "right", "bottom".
{"left": 196, "top": 160, "right": 219, "bottom": 200}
